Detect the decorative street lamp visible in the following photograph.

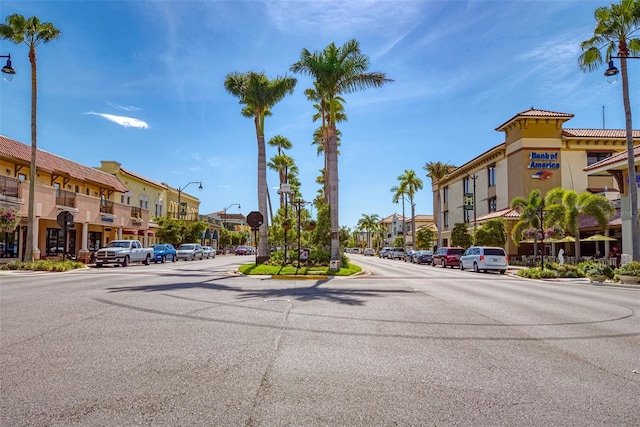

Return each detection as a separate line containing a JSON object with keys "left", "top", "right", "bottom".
{"left": 1, "top": 54, "right": 16, "bottom": 81}
{"left": 293, "top": 198, "right": 311, "bottom": 268}
{"left": 177, "top": 181, "right": 202, "bottom": 220}
{"left": 223, "top": 203, "right": 241, "bottom": 230}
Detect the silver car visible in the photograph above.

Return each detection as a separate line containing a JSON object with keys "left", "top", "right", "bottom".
{"left": 459, "top": 246, "right": 508, "bottom": 274}
{"left": 176, "top": 243, "right": 204, "bottom": 261}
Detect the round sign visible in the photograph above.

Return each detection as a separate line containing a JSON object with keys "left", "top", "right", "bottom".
{"left": 57, "top": 211, "right": 74, "bottom": 228}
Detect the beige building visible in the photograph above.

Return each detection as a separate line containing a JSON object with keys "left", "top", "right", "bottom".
{"left": 431, "top": 108, "right": 639, "bottom": 257}
{"left": 377, "top": 213, "right": 435, "bottom": 249}
{"left": 0, "top": 135, "right": 204, "bottom": 262}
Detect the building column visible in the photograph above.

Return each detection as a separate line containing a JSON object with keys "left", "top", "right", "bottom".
{"left": 77, "top": 222, "right": 91, "bottom": 263}
{"left": 32, "top": 217, "right": 41, "bottom": 260}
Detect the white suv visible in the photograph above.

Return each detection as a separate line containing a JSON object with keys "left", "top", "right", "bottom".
{"left": 459, "top": 246, "right": 509, "bottom": 274}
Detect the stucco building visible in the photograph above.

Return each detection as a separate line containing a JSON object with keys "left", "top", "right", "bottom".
{"left": 430, "top": 108, "right": 639, "bottom": 257}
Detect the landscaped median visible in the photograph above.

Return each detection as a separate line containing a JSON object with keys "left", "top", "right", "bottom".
{"left": 237, "top": 262, "right": 362, "bottom": 278}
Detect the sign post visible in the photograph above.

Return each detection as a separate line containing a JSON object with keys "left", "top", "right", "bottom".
{"left": 56, "top": 211, "right": 74, "bottom": 261}
{"left": 246, "top": 211, "right": 264, "bottom": 264}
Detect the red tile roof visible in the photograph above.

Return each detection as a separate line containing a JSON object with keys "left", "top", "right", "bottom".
{"left": 584, "top": 144, "right": 640, "bottom": 171}
{"left": 563, "top": 128, "right": 640, "bottom": 138}
{"left": 0, "top": 135, "right": 128, "bottom": 192}
{"left": 476, "top": 208, "right": 520, "bottom": 222}
{"left": 495, "top": 108, "right": 574, "bottom": 131}
{"left": 119, "top": 166, "right": 166, "bottom": 188}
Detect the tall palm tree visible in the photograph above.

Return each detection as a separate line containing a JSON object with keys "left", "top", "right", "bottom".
{"left": 291, "top": 39, "right": 392, "bottom": 266}
{"left": 1, "top": 14, "right": 60, "bottom": 262}
{"left": 544, "top": 187, "right": 615, "bottom": 260}
{"left": 396, "top": 169, "right": 423, "bottom": 249}
{"left": 224, "top": 71, "right": 297, "bottom": 263}
{"left": 578, "top": 0, "right": 640, "bottom": 261}
{"left": 423, "top": 161, "right": 455, "bottom": 247}
{"left": 356, "top": 213, "right": 380, "bottom": 249}
{"left": 510, "top": 189, "right": 546, "bottom": 259}
{"left": 390, "top": 183, "right": 408, "bottom": 247}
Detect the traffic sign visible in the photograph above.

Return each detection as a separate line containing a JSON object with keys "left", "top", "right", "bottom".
{"left": 247, "top": 211, "right": 263, "bottom": 228}
{"left": 57, "top": 211, "right": 74, "bottom": 228}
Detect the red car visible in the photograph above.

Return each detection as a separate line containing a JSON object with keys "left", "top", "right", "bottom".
{"left": 432, "top": 247, "right": 465, "bottom": 268}
{"left": 235, "top": 246, "right": 251, "bottom": 255}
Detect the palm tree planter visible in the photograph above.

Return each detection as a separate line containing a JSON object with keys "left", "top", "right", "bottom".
{"left": 614, "top": 261, "right": 640, "bottom": 284}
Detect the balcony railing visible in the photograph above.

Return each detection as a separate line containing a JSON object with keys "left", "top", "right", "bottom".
{"left": 56, "top": 189, "right": 76, "bottom": 208}
{"left": 0, "top": 176, "right": 20, "bottom": 198}
{"left": 100, "top": 200, "right": 114, "bottom": 214}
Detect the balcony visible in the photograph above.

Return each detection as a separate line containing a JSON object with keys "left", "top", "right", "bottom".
{"left": 0, "top": 176, "right": 20, "bottom": 199}
{"left": 56, "top": 189, "right": 76, "bottom": 208}
{"left": 131, "top": 206, "right": 143, "bottom": 223}
{"left": 100, "top": 200, "right": 114, "bottom": 214}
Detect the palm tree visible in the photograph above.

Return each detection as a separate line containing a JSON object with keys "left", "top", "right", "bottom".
{"left": 510, "top": 189, "right": 546, "bottom": 260}
{"left": 544, "top": 187, "right": 615, "bottom": 260}
{"left": 390, "top": 183, "right": 408, "bottom": 247}
{"left": 224, "top": 71, "right": 297, "bottom": 263}
{"left": 356, "top": 213, "right": 380, "bottom": 249}
{"left": 396, "top": 169, "right": 423, "bottom": 249}
{"left": 291, "top": 39, "right": 392, "bottom": 266}
{"left": 1, "top": 14, "right": 60, "bottom": 262}
{"left": 578, "top": 0, "right": 640, "bottom": 261}
{"left": 423, "top": 161, "right": 455, "bottom": 247}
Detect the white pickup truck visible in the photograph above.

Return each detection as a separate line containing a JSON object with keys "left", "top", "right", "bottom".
{"left": 95, "top": 240, "right": 153, "bottom": 267}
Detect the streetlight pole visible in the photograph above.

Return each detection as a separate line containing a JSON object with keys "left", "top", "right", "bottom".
{"left": 294, "top": 198, "right": 310, "bottom": 268}
{"left": 223, "top": 203, "right": 241, "bottom": 230}
{"left": 177, "top": 181, "right": 202, "bottom": 220}
{"left": 604, "top": 55, "right": 639, "bottom": 261}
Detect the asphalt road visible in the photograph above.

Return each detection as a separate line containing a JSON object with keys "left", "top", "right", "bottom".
{"left": 1, "top": 254, "right": 638, "bottom": 426}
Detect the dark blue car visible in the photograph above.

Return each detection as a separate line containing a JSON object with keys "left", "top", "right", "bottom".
{"left": 413, "top": 250, "right": 433, "bottom": 265}
{"left": 152, "top": 243, "right": 177, "bottom": 263}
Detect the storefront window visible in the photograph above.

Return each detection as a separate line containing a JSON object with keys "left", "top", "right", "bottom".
{"left": 46, "top": 228, "right": 76, "bottom": 256}
{"left": 0, "top": 229, "right": 19, "bottom": 258}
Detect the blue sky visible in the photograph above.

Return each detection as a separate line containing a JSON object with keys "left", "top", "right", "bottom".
{"left": 1, "top": 0, "right": 638, "bottom": 230}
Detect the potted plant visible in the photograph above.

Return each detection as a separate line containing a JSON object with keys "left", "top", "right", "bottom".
{"left": 614, "top": 261, "right": 640, "bottom": 284}
{"left": 282, "top": 220, "right": 292, "bottom": 230}
{"left": 305, "top": 220, "right": 316, "bottom": 231}
{"left": 0, "top": 207, "right": 20, "bottom": 233}
{"left": 578, "top": 261, "right": 614, "bottom": 283}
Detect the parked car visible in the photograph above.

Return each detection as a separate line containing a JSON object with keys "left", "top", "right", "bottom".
{"left": 390, "top": 247, "right": 405, "bottom": 260}
{"left": 152, "top": 243, "right": 177, "bottom": 263}
{"left": 404, "top": 250, "right": 416, "bottom": 262}
{"left": 460, "top": 246, "right": 509, "bottom": 274}
{"left": 95, "top": 240, "right": 154, "bottom": 267}
{"left": 413, "top": 250, "right": 434, "bottom": 265}
{"left": 202, "top": 246, "right": 216, "bottom": 259}
{"left": 363, "top": 248, "right": 375, "bottom": 256}
{"left": 379, "top": 247, "right": 392, "bottom": 258}
{"left": 176, "top": 243, "right": 204, "bottom": 261}
{"left": 235, "top": 245, "right": 251, "bottom": 255}
{"left": 432, "top": 246, "right": 465, "bottom": 268}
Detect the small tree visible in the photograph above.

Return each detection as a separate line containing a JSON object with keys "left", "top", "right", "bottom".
{"left": 393, "top": 236, "right": 405, "bottom": 247}
{"left": 415, "top": 226, "right": 436, "bottom": 250}
{"left": 473, "top": 218, "right": 507, "bottom": 247}
{"left": 451, "top": 223, "right": 472, "bottom": 248}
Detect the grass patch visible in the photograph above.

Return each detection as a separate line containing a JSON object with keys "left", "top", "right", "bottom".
{"left": 238, "top": 262, "right": 361, "bottom": 277}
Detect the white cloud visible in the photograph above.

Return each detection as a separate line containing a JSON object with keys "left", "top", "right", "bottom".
{"left": 83, "top": 112, "right": 150, "bottom": 129}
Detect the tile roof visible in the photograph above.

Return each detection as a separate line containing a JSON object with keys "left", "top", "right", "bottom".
{"left": 563, "top": 128, "right": 640, "bottom": 138}
{"left": 584, "top": 144, "right": 640, "bottom": 171}
{"left": 495, "top": 108, "right": 574, "bottom": 131}
{"left": 475, "top": 207, "right": 520, "bottom": 222}
{"left": 119, "top": 166, "right": 166, "bottom": 188}
{"left": 0, "top": 134, "right": 128, "bottom": 192}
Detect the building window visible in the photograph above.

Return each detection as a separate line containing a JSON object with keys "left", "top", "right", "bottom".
{"left": 443, "top": 187, "right": 449, "bottom": 204}
{"left": 462, "top": 177, "right": 470, "bottom": 194}
{"left": 75, "top": 185, "right": 80, "bottom": 193}
{"left": 443, "top": 211, "right": 449, "bottom": 228}
{"left": 17, "top": 173, "right": 26, "bottom": 182}
{"left": 587, "top": 152, "right": 613, "bottom": 166}
{"left": 488, "top": 197, "right": 497, "bottom": 213}
{"left": 86, "top": 188, "right": 90, "bottom": 196}
{"left": 488, "top": 164, "right": 496, "bottom": 187}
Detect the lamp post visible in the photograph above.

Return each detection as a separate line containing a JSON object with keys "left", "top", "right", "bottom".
{"left": 293, "top": 198, "right": 311, "bottom": 268}
{"left": 538, "top": 202, "right": 546, "bottom": 270}
{"left": 465, "top": 174, "right": 478, "bottom": 230}
{"left": 223, "top": 203, "right": 241, "bottom": 230}
{"left": 177, "top": 181, "right": 202, "bottom": 220}
{"left": 1, "top": 54, "right": 16, "bottom": 81}
{"left": 604, "top": 55, "right": 639, "bottom": 261}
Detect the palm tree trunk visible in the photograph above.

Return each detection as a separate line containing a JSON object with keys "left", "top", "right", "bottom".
{"left": 328, "top": 124, "right": 340, "bottom": 265}
{"left": 25, "top": 48, "right": 38, "bottom": 262}
{"left": 621, "top": 57, "right": 639, "bottom": 261}
{"left": 411, "top": 199, "right": 416, "bottom": 250}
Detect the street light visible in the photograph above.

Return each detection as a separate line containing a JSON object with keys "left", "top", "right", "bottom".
{"left": 1, "top": 54, "right": 16, "bottom": 81}
{"left": 293, "top": 198, "right": 311, "bottom": 268}
{"left": 604, "top": 55, "right": 639, "bottom": 261}
{"left": 177, "top": 181, "right": 203, "bottom": 220}
{"left": 465, "top": 174, "right": 478, "bottom": 230}
{"left": 223, "top": 203, "right": 241, "bottom": 230}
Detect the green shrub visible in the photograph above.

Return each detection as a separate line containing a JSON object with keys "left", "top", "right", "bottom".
{"left": 577, "top": 261, "right": 614, "bottom": 279}
{"left": 0, "top": 259, "right": 84, "bottom": 272}
{"left": 547, "top": 263, "right": 583, "bottom": 278}
{"left": 614, "top": 261, "right": 640, "bottom": 276}
{"left": 516, "top": 268, "right": 559, "bottom": 279}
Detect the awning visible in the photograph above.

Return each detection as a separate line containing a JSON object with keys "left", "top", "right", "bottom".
{"left": 123, "top": 229, "right": 138, "bottom": 235}
{"left": 146, "top": 230, "right": 155, "bottom": 236}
